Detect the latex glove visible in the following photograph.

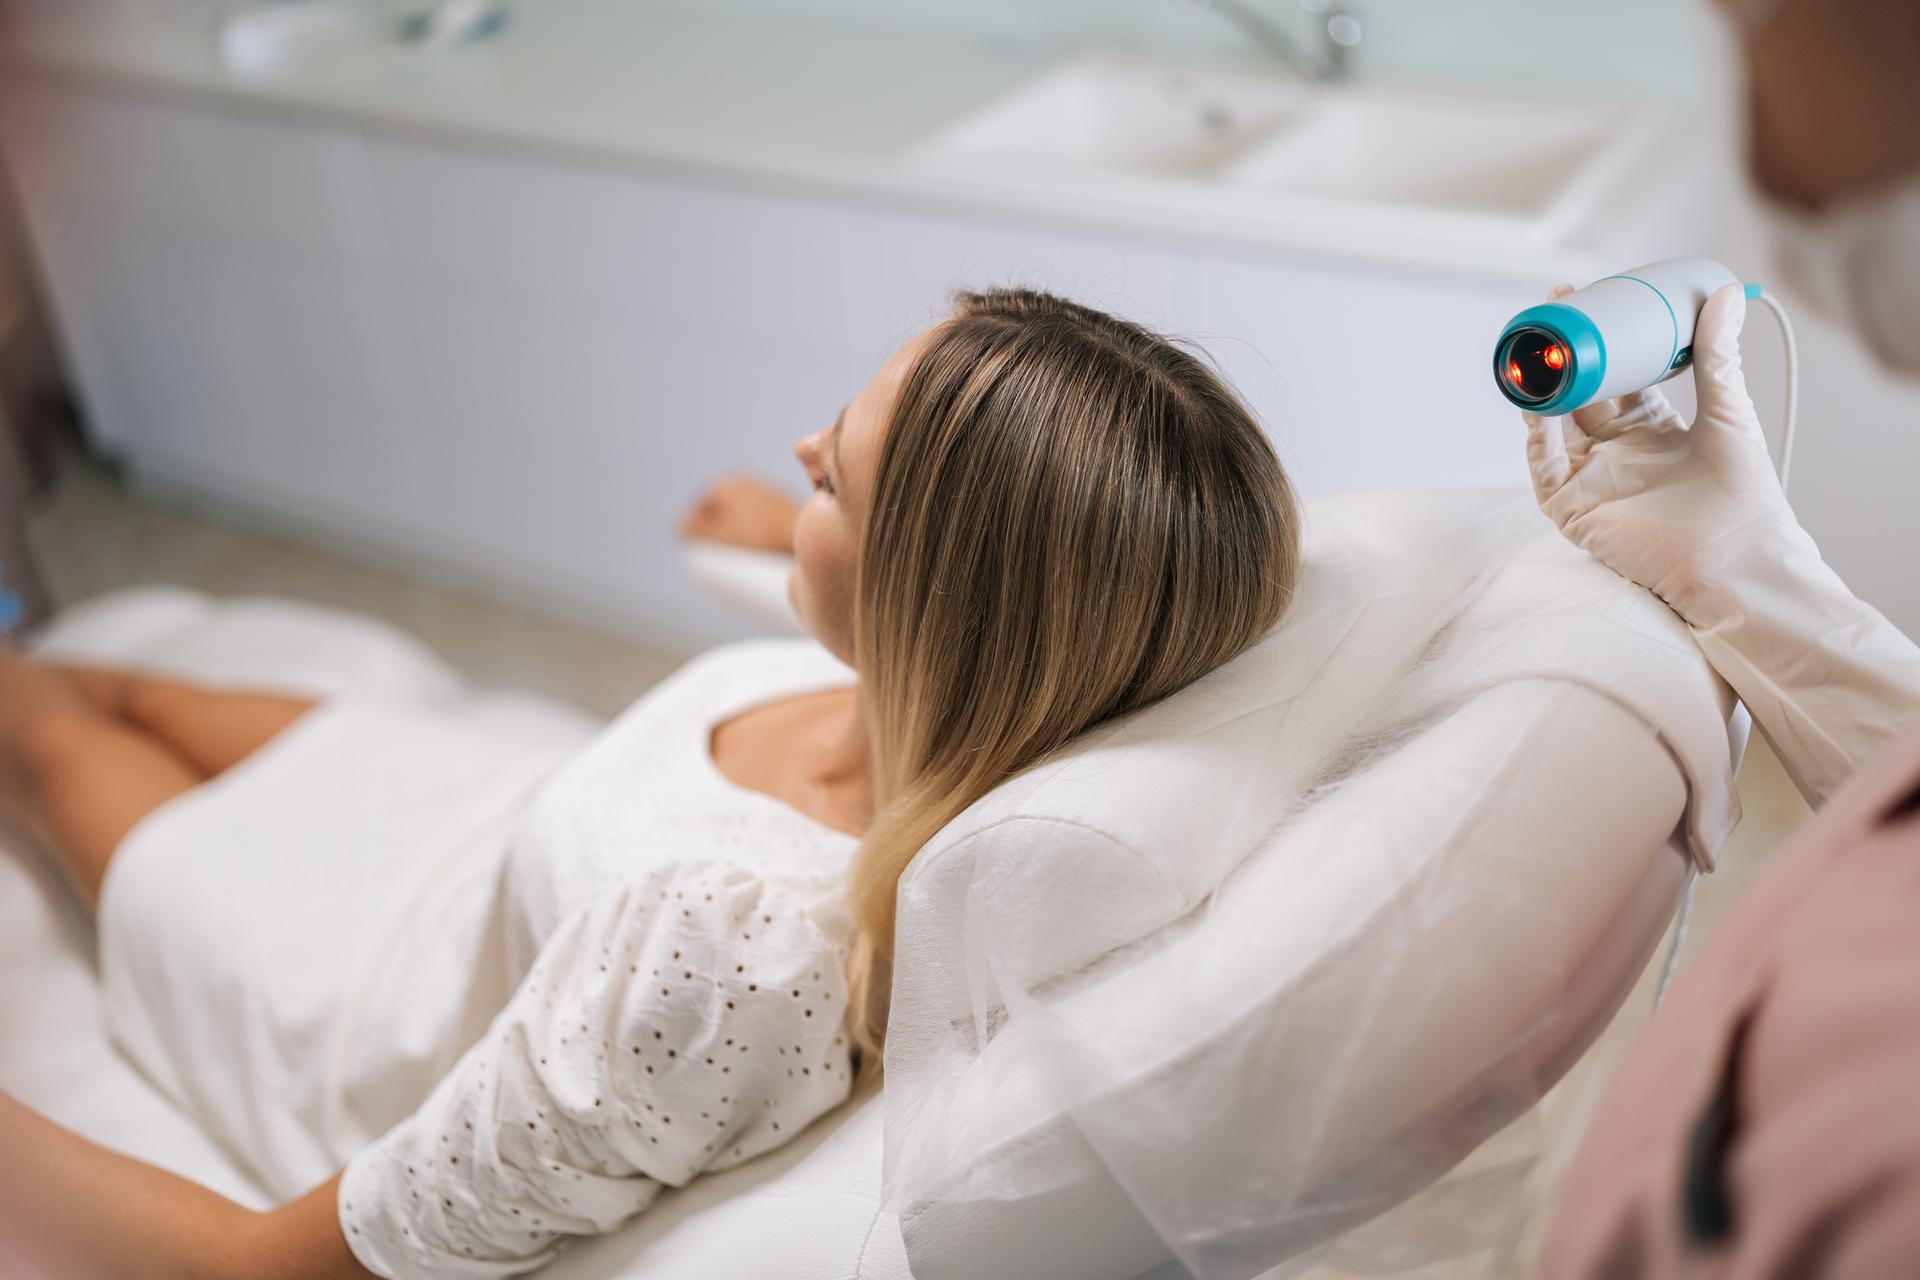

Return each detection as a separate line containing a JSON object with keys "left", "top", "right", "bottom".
{"left": 1523, "top": 281, "right": 1920, "bottom": 808}
{"left": 1521, "top": 281, "right": 1794, "bottom": 619}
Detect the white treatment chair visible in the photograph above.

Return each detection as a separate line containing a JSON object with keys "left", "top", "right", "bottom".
{"left": 0, "top": 486, "right": 1744, "bottom": 1279}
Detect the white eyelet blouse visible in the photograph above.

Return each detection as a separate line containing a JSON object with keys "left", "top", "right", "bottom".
{"left": 335, "top": 639, "right": 862, "bottom": 1278}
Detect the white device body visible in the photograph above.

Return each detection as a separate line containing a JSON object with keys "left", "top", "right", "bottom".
{"left": 1562, "top": 257, "right": 1738, "bottom": 403}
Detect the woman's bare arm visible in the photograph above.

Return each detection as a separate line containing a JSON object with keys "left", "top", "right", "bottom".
{"left": 678, "top": 472, "right": 802, "bottom": 553}
{"left": 0, "top": 1090, "right": 373, "bottom": 1280}
{"left": 253, "top": 1171, "right": 377, "bottom": 1280}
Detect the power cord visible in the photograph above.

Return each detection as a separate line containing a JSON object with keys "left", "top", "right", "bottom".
{"left": 1753, "top": 288, "right": 1800, "bottom": 492}
{"left": 1651, "top": 285, "right": 1799, "bottom": 1009}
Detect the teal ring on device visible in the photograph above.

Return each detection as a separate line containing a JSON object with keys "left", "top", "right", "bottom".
{"left": 1493, "top": 302, "right": 1607, "bottom": 415}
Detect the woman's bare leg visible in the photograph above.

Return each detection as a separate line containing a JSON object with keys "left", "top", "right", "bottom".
{"left": 41, "top": 663, "right": 317, "bottom": 778}
{"left": 0, "top": 649, "right": 204, "bottom": 912}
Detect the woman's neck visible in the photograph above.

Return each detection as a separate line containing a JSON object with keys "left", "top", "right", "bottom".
{"left": 710, "top": 682, "right": 873, "bottom": 836}
{"left": 811, "top": 686, "right": 873, "bottom": 829}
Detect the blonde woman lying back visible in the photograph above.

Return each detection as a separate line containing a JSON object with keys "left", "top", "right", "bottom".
{"left": 0, "top": 289, "right": 1301, "bottom": 1280}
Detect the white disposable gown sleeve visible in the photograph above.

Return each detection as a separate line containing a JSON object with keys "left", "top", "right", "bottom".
{"left": 1675, "top": 514, "right": 1920, "bottom": 810}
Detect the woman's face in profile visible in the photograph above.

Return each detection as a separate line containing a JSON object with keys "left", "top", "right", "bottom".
{"left": 788, "top": 329, "right": 929, "bottom": 668}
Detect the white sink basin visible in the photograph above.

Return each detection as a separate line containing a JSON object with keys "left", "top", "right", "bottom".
{"left": 905, "top": 55, "right": 1669, "bottom": 252}
{"left": 905, "top": 56, "right": 1312, "bottom": 180}
{"left": 1219, "top": 87, "right": 1660, "bottom": 242}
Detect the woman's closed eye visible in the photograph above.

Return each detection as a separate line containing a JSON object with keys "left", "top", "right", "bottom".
{"left": 810, "top": 469, "right": 836, "bottom": 497}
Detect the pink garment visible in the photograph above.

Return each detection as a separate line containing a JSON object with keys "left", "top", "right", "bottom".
{"left": 1544, "top": 719, "right": 1920, "bottom": 1276}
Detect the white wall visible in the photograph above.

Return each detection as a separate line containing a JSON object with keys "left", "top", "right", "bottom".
{"left": 652, "top": 0, "right": 1714, "bottom": 99}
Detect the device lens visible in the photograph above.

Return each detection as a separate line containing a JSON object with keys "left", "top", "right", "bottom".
{"left": 1498, "top": 328, "right": 1572, "bottom": 405}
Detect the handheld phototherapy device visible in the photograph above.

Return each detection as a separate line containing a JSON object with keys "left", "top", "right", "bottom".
{"left": 1493, "top": 256, "right": 1746, "bottom": 415}
{"left": 1494, "top": 255, "right": 1801, "bottom": 492}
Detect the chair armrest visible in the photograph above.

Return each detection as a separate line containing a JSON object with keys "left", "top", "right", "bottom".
{"left": 900, "top": 678, "right": 1696, "bottom": 1280}
{"left": 681, "top": 540, "right": 803, "bottom": 636}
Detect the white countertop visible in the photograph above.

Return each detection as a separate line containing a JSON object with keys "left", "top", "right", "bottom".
{"left": 1, "top": 1, "right": 1671, "bottom": 280}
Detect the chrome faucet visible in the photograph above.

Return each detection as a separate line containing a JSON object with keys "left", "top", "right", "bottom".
{"left": 1203, "top": 0, "right": 1364, "bottom": 84}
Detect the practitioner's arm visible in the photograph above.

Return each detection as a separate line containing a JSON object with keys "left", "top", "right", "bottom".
{"left": 0, "top": 1089, "right": 371, "bottom": 1280}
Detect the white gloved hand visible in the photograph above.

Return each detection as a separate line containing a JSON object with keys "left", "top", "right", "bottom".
{"left": 1524, "top": 280, "right": 1920, "bottom": 809}
{"left": 1521, "top": 281, "right": 1794, "bottom": 621}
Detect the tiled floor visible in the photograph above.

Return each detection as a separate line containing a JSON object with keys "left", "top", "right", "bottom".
{"left": 15, "top": 448, "right": 1814, "bottom": 1278}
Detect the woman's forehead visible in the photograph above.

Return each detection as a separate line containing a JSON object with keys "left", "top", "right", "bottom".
{"left": 843, "top": 325, "right": 935, "bottom": 472}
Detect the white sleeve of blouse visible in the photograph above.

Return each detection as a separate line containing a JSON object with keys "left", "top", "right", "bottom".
{"left": 336, "top": 860, "right": 856, "bottom": 1279}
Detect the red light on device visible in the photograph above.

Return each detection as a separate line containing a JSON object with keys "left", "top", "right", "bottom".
{"left": 1507, "top": 361, "right": 1524, "bottom": 386}
{"left": 1543, "top": 344, "right": 1567, "bottom": 370}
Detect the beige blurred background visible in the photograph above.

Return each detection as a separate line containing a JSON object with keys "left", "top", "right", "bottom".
{"left": 0, "top": 2, "right": 1890, "bottom": 1274}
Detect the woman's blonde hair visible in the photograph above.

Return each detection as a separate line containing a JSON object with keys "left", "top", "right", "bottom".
{"left": 841, "top": 288, "right": 1302, "bottom": 1085}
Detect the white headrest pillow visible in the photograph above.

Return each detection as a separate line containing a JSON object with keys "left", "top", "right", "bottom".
{"left": 881, "top": 487, "right": 1743, "bottom": 1280}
